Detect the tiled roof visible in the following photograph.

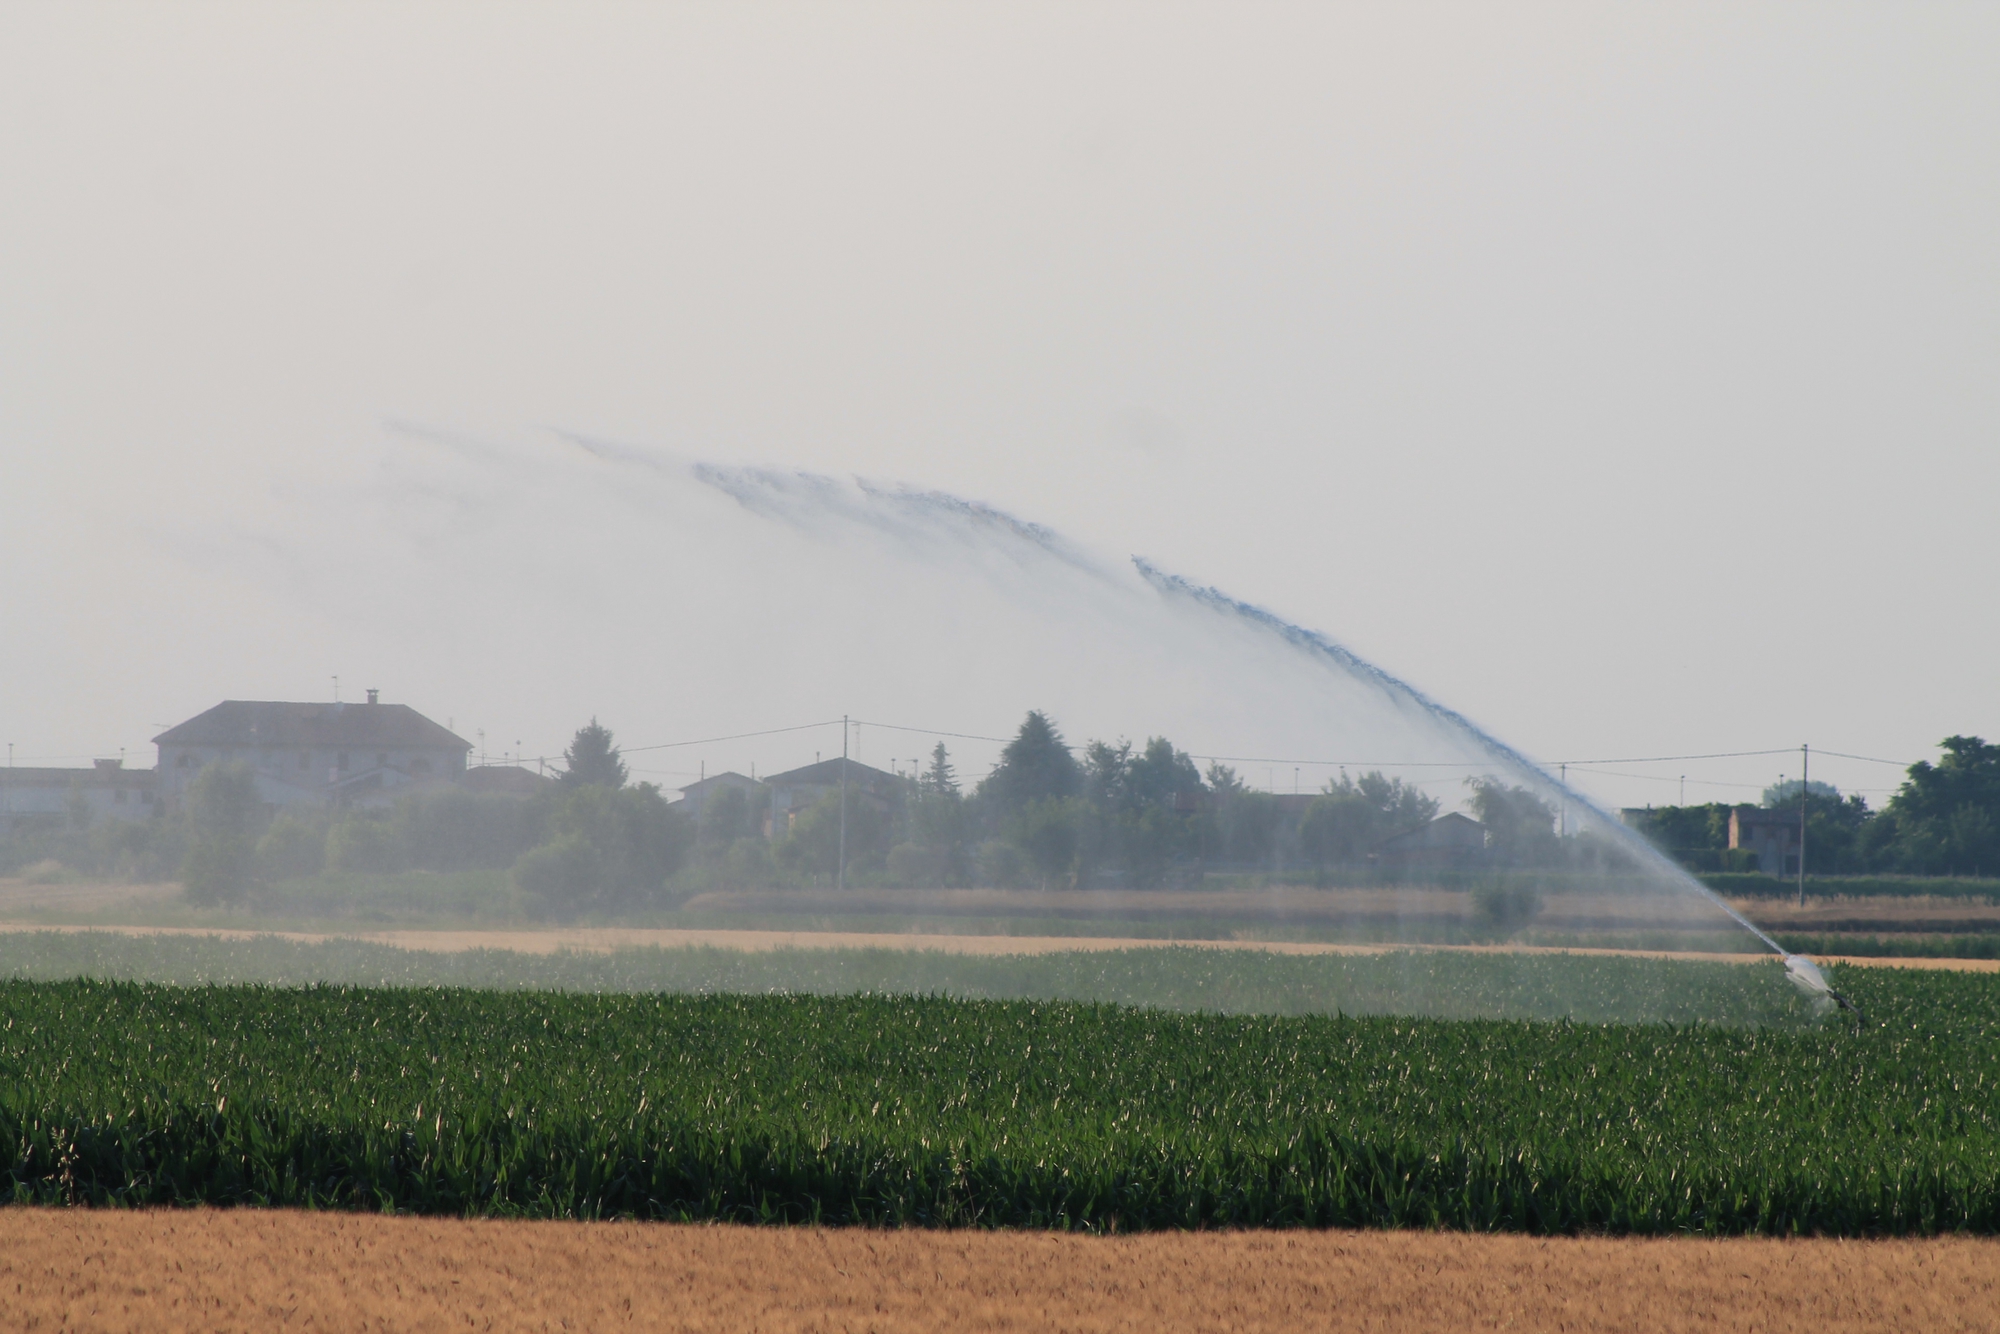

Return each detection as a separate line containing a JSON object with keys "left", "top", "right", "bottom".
{"left": 153, "top": 701, "right": 469, "bottom": 751}
{"left": 460, "top": 765, "right": 553, "bottom": 795}
{"left": 761, "top": 757, "right": 899, "bottom": 789}
{"left": 677, "top": 771, "right": 760, "bottom": 795}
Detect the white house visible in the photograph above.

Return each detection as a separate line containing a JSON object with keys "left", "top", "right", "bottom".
{"left": 153, "top": 693, "right": 471, "bottom": 811}
{"left": 0, "top": 759, "right": 158, "bottom": 834}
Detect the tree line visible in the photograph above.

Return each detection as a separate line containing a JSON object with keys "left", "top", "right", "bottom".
{"left": 1625, "top": 735, "right": 2000, "bottom": 878}
{"left": 686, "top": 711, "right": 1574, "bottom": 895}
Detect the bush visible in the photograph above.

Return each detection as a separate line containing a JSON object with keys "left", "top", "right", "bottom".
{"left": 325, "top": 817, "right": 397, "bottom": 874}
{"left": 512, "top": 835, "right": 603, "bottom": 919}
{"left": 975, "top": 839, "right": 1027, "bottom": 889}
{"left": 511, "top": 783, "right": 689, "bottom": 918}
{"left": 388, "top": 789, "right": 546, "bottom": 872}
{"left": 775, "top": 791, "right": 889, "bottom": 882}
{"left": 886, "top": 841, "right": 946, "bottom": 887}
{"left": 1471, "top": 880, "right": 1544, "bottom": 935}
{"left": 256, "top": 814, "right": 328, "bottom": 881}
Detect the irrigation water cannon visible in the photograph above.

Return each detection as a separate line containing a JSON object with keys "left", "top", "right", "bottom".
{"left": 1785, "top": 953, "right": 1863, "bottom": 1022}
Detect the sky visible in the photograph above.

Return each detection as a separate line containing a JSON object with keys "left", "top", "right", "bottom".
{"left": 2, "top": 2, "right": 1995, "bottom": 814}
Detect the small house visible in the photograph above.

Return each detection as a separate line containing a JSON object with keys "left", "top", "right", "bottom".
{"left": 760, "top": 758, "right": 901, "bottom": 838}
{"left": 1728, "top": 806, "right": 1800, "bottom": 878}
{"left": 1376, "top": 812, "right": 1490, "bottom": 870}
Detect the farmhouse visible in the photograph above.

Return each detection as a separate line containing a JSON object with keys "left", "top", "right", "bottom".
{"left": 1376, "top": 812, "right": 1490, "bottom": 870}
{"left": 674, "top": 771, "right": 763, "bottom": 825}
{"left": 153, "top": 693, "right": 471, "bottom": 811}
{"left": 762, "top": 757, "right": 901, "bottom": 837}
{"left": 0, "top": 758, "right": 158, "bottom": 834}
{"left": 1729, "top": 805, "right": 1801, "bottom": 878}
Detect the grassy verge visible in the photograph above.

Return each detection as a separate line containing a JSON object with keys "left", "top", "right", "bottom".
{"left": 0, "top": 966, "right": 1990, "bottom": 1233}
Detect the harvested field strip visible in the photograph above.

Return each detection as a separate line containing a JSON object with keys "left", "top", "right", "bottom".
{"left": 2, "top": 966, "right": 1996, "bottom": 1233}
{"left": 4, "top": 1211, "right": 1997, "bottom": 1334}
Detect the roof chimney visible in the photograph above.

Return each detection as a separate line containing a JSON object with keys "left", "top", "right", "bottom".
{"left": 366, "top": 689, "right": 380, "bottom": 705}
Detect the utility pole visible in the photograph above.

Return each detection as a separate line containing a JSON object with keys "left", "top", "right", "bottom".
{"left": 1559, "top": 762, "right": 1568, "bottom": 838}
{"left": 1799, "top": 743, "right": 1809, "bottom": 908}
{"left": 837, "top": 715, "right": 849, "bottom": 892}
{"left": 1680, "top": 774, "right": 1686, "bottom": 807}
{"left": 332, "top": 675, "right": 340, "bottom": 703}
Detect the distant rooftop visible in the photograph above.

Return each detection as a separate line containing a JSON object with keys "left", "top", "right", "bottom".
{"left": 154, "top": 700, "right": 470, "bottom": 751}
{"left": 761, "top": 757, "right": 899, "bottom": 788}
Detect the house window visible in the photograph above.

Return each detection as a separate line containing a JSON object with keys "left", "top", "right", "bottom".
{"left": 412, "top": 758, "right": 432, "bottom": 777}
{"left": 176, "top": 754, "right": 191, "bottom": 769}
{"left": 115, "top": 788, "right": 127, "bottom": 803}
{"left": 376, "top": 752, "right": 388, "bottom": 767}
{"left": 299, "top": 752, "right": 311, "bottom": 770}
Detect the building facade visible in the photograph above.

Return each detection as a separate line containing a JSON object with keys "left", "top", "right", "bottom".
{"left": 153, "top": 694, "right": 471, "bottom": 810}
{"left": 760, "top": 758, "right": 901, "bottom": 838}
{"left": 1729, "top": 806, "right": 1801, "bottom": 878}
{"left": 1376, "top": 812, "right": 1490, "bottom": 870}
{"left": 0, "top": 759, "right": 158, "bottom": 834}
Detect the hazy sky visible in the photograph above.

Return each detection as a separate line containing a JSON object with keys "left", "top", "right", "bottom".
{"left": 3, "top": 3, "right": 1995, "bottom": 812}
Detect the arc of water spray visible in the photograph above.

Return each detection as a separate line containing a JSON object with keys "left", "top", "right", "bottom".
{"left": 536, "top": 432, "right": 1847, "bottom": 1013}
{"left": 1131, "top": 559, "right": 1852, "bottom": 1012}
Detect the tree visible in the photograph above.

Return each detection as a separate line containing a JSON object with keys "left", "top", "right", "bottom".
{"left": 776, "top": 789, "right": 890, "bottom": 881}
{"left": 905, "top": 746, "right": 972, "bottom": 885}
{"left": 1126, "top": 737, "right": 1204, "bottom": 810}
{"left": 1757, "top": 782, "right": 1873, "bottom": 875}
{"left": 1862, "top": 736, "right": 2000, "bottom": 876}
{"left": 1763, "top": 779, "right": 1840, "bottom": 806}
{"left": 1299, "top": 771, "right": 1439, "bottom": 867}
{"left": 1009, "top": 797, "right": 1088, "bottom": 890}
{"left": 1082, "top": 740, "right": 1133, "bottom": 811}
{"left": 1623, "top": 801, "right": 1758, "bottom": 872}
{"left": 181, "top": 763, "right": 264, "bottom": 906}
{"left": 922, "top": 743, "right": 959, "bottom": 797}
{"left": 1465, "top": 778, "right": 1558, "bottom": 866}
{"left": 977, "top": 711, "right": 1081, "bottom": 818}
{"left": 1205, "top": 763, "right": 1280, "bottom": 868}
{"left": 701, "top": 785, "right": 759, "bottom": 848}
{"left": 513, "top": 781, "right": 688, "bottom": 917}
{"left": 560, "top": 718, "right": 627, "bottom": 789}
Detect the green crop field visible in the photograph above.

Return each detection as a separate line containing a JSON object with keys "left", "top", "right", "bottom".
{"left": 3, "top": 962, "right": 1996, "bottom": 1234}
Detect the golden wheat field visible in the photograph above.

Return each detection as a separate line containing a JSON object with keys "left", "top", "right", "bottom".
{"left": 2, "top": 1210, "right": 1997, "bottom": 1333}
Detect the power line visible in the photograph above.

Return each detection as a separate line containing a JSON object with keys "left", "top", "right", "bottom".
{"left": 1809, "top": 749, "right": 1914, "bottom": 767}
{"left": 850, "top": 719, "right": 1014, "bottom": 745}
{"left": 617, "top": 719, "right": 844, "bottom": 755}
{"left": 1548, "top": 747, "right": 1798, "bottom": 765}
{"left": 1190, "top": 755, "right": 1492, "bottom": 768}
